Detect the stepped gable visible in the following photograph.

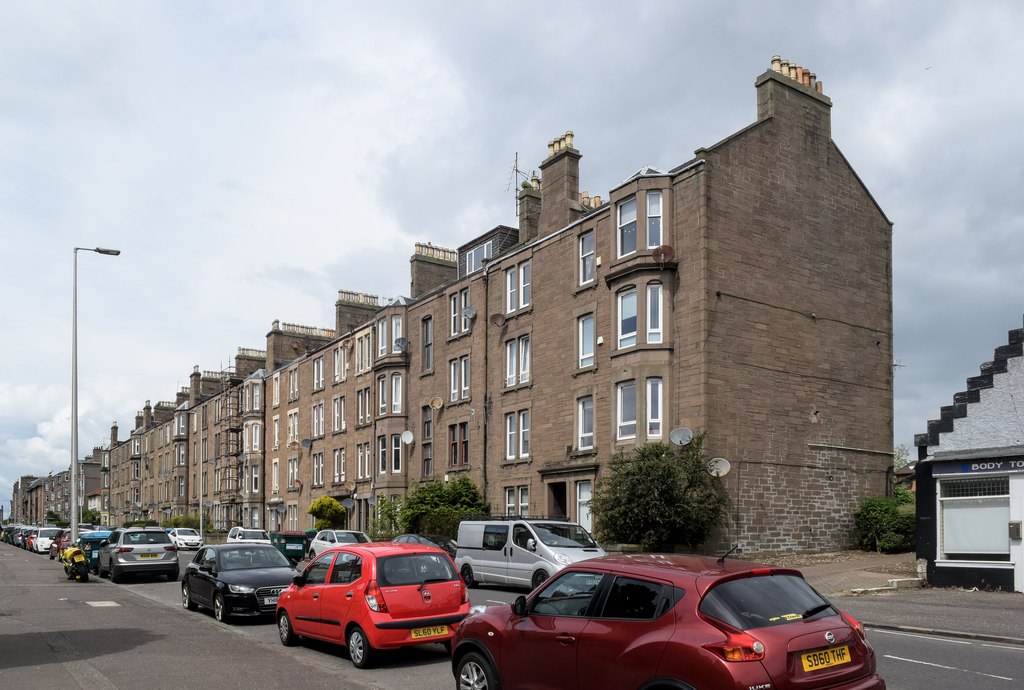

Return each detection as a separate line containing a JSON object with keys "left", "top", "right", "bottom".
{"left": 915, "top": 316, "right": 1024, "bottom": 450}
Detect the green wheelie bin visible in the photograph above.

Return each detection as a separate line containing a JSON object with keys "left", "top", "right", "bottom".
{"left": 79, "top": 530, "right": 111, "bottom": 574}
{"left": 270, "top": 531, "right": 308, "bottom": 566}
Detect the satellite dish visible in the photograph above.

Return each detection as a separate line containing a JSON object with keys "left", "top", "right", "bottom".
{"left": 464, "top": 306, "right": 477, "bottom": 320}
{"left": 276, "top": 505, "right": 286, "bottom": 514}
{"left": 669, "top": 427, "right": 693, "bottom": 446}
{"left": 429, "top": 396, "right": 444, "bottom": 411}
{"left": 708, "top": 457, "right": 732, "bottom": 477}
{"left": 401, "top": 430, "right": 414, "bottom": 445}
{"left": 651, "top": 245, "right": 675, "bottom": 264}
{"left": 490, "top": 313, "right": 506, "bottom": 327}
{"left": 340, "top": 338, "right": 353, "bottom": 349}
{"left": 394, "top": 337, "right": 409, "bottom": 351}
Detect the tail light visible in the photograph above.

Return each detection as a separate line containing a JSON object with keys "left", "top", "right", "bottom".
{"left": 701, "top": 616, "right": 766, "bottom": 662}
{"left": 164, "top": 545, "right": 178, "bottom": 552}
{"left": 115, "top": 547, "right": 134, "bottom": 554}
{"left": 364, "top": 580, "right": 389, "bottom": 613}
{"left": 841, "top": 610, "right": 867, "bottom": 640}
{"left": 460, "top": 581, "right": 469, "bottom": 605}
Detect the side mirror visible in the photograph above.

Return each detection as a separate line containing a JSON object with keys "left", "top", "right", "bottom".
{"left": 292, "top": 572, "right": 306, "bottom": 587}
{"left": 526, "top": 538, "right": 537, "bottom": 552}
{"left": 100, "top": 540, "right": 109, "bottom": 548}
{"left": 511, "top": 595, "right": 528, "bottom": 617}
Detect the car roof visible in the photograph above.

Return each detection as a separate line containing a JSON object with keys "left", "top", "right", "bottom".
{"left": 567, "top": 553, "right": 803, "bottom": 595}
{"left": 206, "top": 543, "right": 278, "bottom": 551}
{"left": 327, "top": 541, "right": 446, "bottom": 557}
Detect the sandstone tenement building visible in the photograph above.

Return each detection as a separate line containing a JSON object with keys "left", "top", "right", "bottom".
{"left": 14, "top": 58, "right": 894, "bottom": 554}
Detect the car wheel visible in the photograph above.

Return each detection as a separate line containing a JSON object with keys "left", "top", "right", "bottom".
{"left": 110, "top": 567, "right": 122, "bottom": 584}
{"left": 307, "top": 549, "right": 316, "bottom": 560}
{"left": 461, "top": 565, "right": 476, "bottom": 588}
{"left": 213, "top": 592, "right": 230, "bottom": 623}
{"left": 531, "top": 569, "right": 548, "bottom": 589}
{"left": 347, "top": 626, "right": 375, "bottom": 669}
{"left": 456, "top": 651, "right": 501, "bottom": 690}
{"left": 278, "top": 611, "right": 297, "bottom": 646}
{"left": 182, "top": 582, "right": 198, "bottom": 611}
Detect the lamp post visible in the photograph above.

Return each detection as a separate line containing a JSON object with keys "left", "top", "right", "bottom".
{"left": 72, "top": 246, "right": 120, "bottom": 543}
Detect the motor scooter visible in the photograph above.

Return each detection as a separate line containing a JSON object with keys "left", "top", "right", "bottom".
{"left": 59, "top": 542, "right": 90, "bottom": 582}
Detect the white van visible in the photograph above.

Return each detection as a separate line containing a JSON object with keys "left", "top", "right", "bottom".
{"left": 455, "top": 518, "right": 605, "bottom": 590}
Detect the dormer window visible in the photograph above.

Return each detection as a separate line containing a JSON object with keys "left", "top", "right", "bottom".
{"left": 466, "top": 241, "right": 492, "bottom": 274}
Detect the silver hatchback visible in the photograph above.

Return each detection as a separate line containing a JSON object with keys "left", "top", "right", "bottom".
{"left": 98, "top": 527, "right": 180, "bottom": 583}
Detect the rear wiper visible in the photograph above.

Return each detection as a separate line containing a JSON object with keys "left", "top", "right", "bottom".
{"left": 802, "top": 603, "right": 832, "bottom": 619}
{"left": 418, "top": 577, "right": 450, "bottom": 591}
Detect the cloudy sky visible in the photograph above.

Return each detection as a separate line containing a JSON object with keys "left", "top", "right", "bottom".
{"left": 3, "top": 1, "right": 1023, "bottom": 507}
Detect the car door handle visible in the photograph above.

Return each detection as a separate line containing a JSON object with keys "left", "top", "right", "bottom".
{"left": 313, "top": 593, "right": 319, "bottom": 599}
{"left": 345, "top": 592, "right": 353, "bottom": 599}
{"left": 555, "top": 634, "right": 576, "bottom": 645}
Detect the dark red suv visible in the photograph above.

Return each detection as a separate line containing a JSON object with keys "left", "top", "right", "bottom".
{"left": 451, "top": 553, "right": 885, "bottom": 690}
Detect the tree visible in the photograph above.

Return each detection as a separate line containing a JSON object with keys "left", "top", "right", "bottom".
{"left": 367, "top": 495, "right": 402, "bottom": 540}
{"left": 308, "top": 496, "right": 347, "bottom": 530}
{"left": 400, "top": 475, "right": 489, "bottom": 539}
{"left": 590, "top": 433, "right": 727, "bottom": 551}
{"left": 80, "top": 508, "right": 101, "bottom": 526}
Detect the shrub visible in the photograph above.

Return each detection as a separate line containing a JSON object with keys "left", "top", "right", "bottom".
{"left": 854, "top": 497, "right": 915, "bottom": 553}
{"left": 590, "top": 434, "right": 727, "bottom": 551}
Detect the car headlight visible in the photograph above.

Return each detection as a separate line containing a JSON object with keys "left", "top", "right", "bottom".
{"left": 227, "top": 584, "right": 255, "bottom": 594}
{"left": 554, "top": 553, "right": 572, "bottom": 566}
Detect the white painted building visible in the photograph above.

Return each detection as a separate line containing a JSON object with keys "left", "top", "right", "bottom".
{"left": 914, "top": 316, "right": 1024, "bottom": 592}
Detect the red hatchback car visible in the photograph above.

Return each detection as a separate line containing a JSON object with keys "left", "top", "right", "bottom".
{"left": 276, "top": 542, "right": 470, "bottom": 669}
{"left": 452, "top": 553, "right": 885, "bottom": 690}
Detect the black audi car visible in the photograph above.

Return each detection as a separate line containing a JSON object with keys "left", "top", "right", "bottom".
{"left": 181, "top": 543, "right": 297, "bottom": 623}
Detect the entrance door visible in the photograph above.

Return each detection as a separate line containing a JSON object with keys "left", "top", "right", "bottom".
{"left": 548, "top": 482, "right": 567, "bottom": 518}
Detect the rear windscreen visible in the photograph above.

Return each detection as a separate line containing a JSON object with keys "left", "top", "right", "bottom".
{"left": 378, "top": 553, "right": 456, "bottom": 586}
{"left": 699, "top": 574, "right": 833, "bottom": 630}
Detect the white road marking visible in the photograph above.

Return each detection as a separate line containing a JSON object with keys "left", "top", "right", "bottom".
{"left": 85, "top": 601, "right": 121, "bottom": 607}
{"left": 884, "top": 655, "right": 1013, "bottom": 681}
{"left": 872, "top": 629, "right": 971, "bottom": 645}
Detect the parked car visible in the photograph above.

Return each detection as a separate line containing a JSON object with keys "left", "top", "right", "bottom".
{"left": 49, "top": 529, "right": 73, "bottom": 560}
{"left": 393, "top": 533, "right": 457, "bottom": 557}
{"left": 451, "top": 553, "right": 886, "bottom": 690}
{"left": 276, "top": 542, "right": 470, "bottom": 668}
{"left": 306, "top": 529, "right": 370, "bottom": 559}
{"left": 33, "top": 527, "right": 64, "bottom": 555}
{"left": 226, "top": 527, "right": 271, "bottom": 544}
{"left": 97, "top": 527, "right": 179, "bottom": 583}
{"left": 168, "top": 527, "right": 203, "bottom": 550}
{"left": 454, "top": 518, "right": 605, "bottom": 590}
{"left": 182, "top": 544, "right": 296, "bottom": 623}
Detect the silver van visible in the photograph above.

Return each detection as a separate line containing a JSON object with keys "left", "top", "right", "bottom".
{"left": 455, "top": 518, "right": 605, "bottom": 590}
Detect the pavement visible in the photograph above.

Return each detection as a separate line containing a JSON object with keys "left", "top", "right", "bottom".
{"left": 791, "top": 550, "right": 1024, "bottom": 646}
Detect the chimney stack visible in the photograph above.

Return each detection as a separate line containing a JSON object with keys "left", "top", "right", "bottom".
{"left": 143, "top": 400, "right": 153, "bottom": 429}
{"left": 537, "top": 131, "right": 583, "bottom": 238}
{"left": 110, "top": 421, "right": 119, "bottom": 447}
{"left": 757, "top": 55, "right": 831, "bottom": 134}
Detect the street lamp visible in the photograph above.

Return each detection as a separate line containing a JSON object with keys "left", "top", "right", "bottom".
{"left": 72, "top": 246, "right": 120, "bottom": 543}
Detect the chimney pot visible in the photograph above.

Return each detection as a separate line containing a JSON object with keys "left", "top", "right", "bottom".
{"left": 809, "top": 72, "right": 817, "bottom": 87}
{"left": 780, "top": 58, "right": 790, "bottom": 75}
{"left": 796, "top": 66, "right": 804, "bottom": 83}
{"left": 815, "top": 80, "right": 824, "bottom": 94}
{"left": 565, "top": 131, "right": 574, "bottom": 148}
{"left": 771, "top": 55, "right": 782, "bottom": 72}
{"left": 547, "top": 141, "right": 555, "bottom": 157}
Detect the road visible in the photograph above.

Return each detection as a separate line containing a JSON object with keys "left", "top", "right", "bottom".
{"left": 4, "top": 545, "right": 1022, "bottom": 690}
